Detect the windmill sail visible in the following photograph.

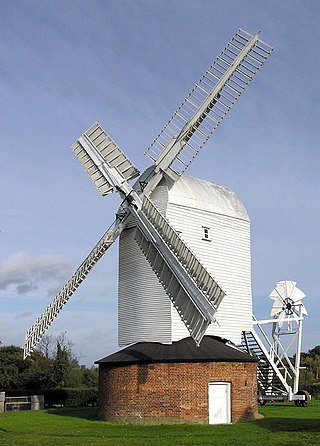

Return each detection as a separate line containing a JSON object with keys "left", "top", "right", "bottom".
{"left": 131, "top": 197, "right": 225, "bottom": 345}
{"left": 145, "top": 29, "right": 273, "bottom": 179}
{"left": 23, "top": 217, "right": 128, "bottom": 358}
{"left": 270, "top": 280, "right": 307, "bottom": 318}
{"left": 135, "top": 228, "right": 213, "bottom": 344}
{"left": 141, "top": 196, "right": 224, "bottom": 307}
{"left": 72, "top": 123, "right": 140, "bottom": 196}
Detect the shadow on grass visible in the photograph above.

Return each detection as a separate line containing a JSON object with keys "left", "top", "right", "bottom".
{"left": 46, "top": 407, "right": 99, "bottom": 421}
{"left": 254, "top": 417, "right": 320, "bottom": 433}
{"left": 46, "top": 406, "right": 320, "bottom": 434}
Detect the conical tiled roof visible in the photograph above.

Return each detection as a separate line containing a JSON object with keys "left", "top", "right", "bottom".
{"left": 95, "top": 336, "right": 256, "bottom": 366}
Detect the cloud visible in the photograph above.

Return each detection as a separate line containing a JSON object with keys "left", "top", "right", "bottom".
{"left": 16, "top": 311, "right": 33, "bottom": 319}
{"left": 16, "top": 283, "right": 38, "bottom": 294}
{"left": 0, "top": 252, "right": 72, "bottom": 294}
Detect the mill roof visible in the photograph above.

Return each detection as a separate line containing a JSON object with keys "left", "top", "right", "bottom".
{"left": 95, "top": 336, "right": 257, "bottom": 366}
{"left": 167, "top": 175, "right": 249, "bottom": 221}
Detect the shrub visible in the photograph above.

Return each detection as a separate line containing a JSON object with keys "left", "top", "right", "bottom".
{"left": 4, "top": 387, "right": 98, "bottom": 407}
{"left": 44, "top": 387, "right": 98, "bottom": 407}
{"left": 64, "top": 388, "right": 98, "bottom": 407}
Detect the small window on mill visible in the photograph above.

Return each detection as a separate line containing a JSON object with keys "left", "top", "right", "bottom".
{"left": 202, "top": 226, "right": 211, "bottom": 241}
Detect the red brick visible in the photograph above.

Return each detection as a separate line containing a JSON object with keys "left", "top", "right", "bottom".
{"left": 98, "top": 361, "right": 257, "bottom": 424}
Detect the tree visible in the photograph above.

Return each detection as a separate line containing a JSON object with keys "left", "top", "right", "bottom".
{"left": 300, "top": 346, "right": 320, "bottom": 397}
{"left": 37, "top": 334, "right": 54, "bottom": 358}
{"left": 22, "top": 350, "right": 57, "bottom": 389}
{"left": 308, "top": 346, "right": 320, "bottom": 356}
{"left": 0, "top": 333, "right": 98, "bottom": 391}
{"left": 0, "top": 346, "right": 30, "bottom": 389}
{"left": 53, "top": 341, "right": 70, "bottom": 387}
{"left": 82, "top": 367, "right": 99, "bottom": 387}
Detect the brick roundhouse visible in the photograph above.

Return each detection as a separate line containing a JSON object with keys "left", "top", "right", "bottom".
{"left": 96, "top": 336, "right": 258, "bottom": 424}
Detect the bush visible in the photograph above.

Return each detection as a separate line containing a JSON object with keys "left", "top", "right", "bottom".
{"left": 4, "top": 389, "right": 40, "bottom": 397}
{"left": 64, "top": 388, "right": 98, "bottom": 407}
{"left": 304, "top": 385, "right": 320, "bottom": 400}
{"left": 44, "top": 387, "right": 98, "bottom": 407}
{"left": 4, "top": 387, "right": 98, "bottom": 407}
{"left": 43, "top": 388, "right": 67, "bottom": 407}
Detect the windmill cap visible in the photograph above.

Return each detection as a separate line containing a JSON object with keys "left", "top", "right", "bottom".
{"left": 165, "top": 175, "right": 249, "bottom": 221}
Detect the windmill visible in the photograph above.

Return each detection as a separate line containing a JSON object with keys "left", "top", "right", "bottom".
{"left": 269, "top": 281, "right": 307, "bottom": 395}
{"left": 23, "top": 29, "right": 273, "bottom": 359}
{"left": 242, "top": 281, "right": 308, "bottom": 404}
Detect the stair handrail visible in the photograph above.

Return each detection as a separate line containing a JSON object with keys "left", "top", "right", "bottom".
{"left": 253, "top": 316, "right": 293, "bottom": 381}
{"left": 253, "top": 315, "right": 296, "bottom": 377}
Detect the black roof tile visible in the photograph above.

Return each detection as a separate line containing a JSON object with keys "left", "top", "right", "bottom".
{"left": 95, "top": 336, "right": 257, "bottom": 366}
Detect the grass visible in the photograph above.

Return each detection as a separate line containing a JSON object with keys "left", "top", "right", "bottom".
{"left": 0, "top": 402, "right": 320, "bottom": 446}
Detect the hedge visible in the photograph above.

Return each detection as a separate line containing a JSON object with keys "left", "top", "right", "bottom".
{"left": 4, "top": 387, "right": 98, "bottom": 407}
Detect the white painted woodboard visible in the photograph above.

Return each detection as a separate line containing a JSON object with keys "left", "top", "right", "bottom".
{"left": 118, "top": 174, "right": 252, "bottom": 346}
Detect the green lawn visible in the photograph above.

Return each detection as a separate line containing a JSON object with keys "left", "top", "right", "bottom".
{"left": 0, "top": 402, "right": 320, "bottom": 446}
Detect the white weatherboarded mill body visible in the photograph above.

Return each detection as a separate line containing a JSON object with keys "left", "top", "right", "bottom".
{"left": 24, "top": 28, "right": 272, "bottom": 362}
{"left": 119, "top": 173, "right": 252, "bottom": 346}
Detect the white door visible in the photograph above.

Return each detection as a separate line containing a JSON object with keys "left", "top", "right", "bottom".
{"left": 208, "top": 382, "right": 231, "bottom": 424}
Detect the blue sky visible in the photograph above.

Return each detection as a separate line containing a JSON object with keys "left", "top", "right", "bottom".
{"left": 0, "top": 0, "right": 319, "bottom": 366}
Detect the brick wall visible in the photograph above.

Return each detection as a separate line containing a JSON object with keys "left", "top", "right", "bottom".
{"left": 99, "top": 361, "right": 257, "bottom": 423}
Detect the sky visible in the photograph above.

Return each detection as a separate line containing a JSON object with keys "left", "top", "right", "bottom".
{"left": 0, "top": 0, "right": 319, "bottom": 366}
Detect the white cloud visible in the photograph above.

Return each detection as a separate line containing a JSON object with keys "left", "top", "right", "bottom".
{"left": 17, "top": 311, "right": 33, "bottom": 319}
{"left": 16, "top": 283, "right": 38, "bottom": 294}
{"left": 0, "top": 252, "right": 72, "bottom": 294}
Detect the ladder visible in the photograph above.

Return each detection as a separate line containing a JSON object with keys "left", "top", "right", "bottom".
{"left": 241, "top": 330, "right": 291, "bottom": 398}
